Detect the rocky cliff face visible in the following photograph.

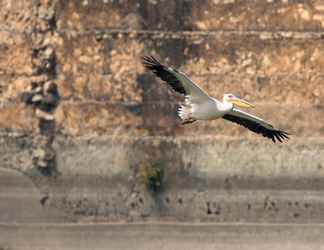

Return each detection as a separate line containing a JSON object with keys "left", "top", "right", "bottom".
{"left": 1, "top": 0, "right": 324, "bottom": 223}
{"left": 2, "top": 0, "right": 324, "bottom": 136}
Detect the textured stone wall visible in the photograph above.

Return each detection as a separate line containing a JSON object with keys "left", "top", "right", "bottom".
{"left": 2, "top": 0, "right": 324, "bottom": 137}
{"left": 50, "top": 1, "right": 324, "bottom": 137}
{"left": 1, "top": 0, "right": 324, "bottom": 223}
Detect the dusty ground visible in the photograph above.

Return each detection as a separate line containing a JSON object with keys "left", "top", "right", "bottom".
{"left": 2, "top": 223, "right": 324, "bottom": 250}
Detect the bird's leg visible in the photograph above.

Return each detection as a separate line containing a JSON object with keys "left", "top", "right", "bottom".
{"left": 181, "top": 118, "right": 196, "bottom": 125}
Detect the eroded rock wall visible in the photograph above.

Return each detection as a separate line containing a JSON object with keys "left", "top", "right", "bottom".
{"left": 1, "top": 0, "right": 324, "bottom": 223}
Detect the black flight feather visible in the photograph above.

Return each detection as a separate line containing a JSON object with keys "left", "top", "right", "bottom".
{"left": 142, "top": 56, "right": 187, "bottom": 95}
{"left": 222, "top": 114, "right": 289, "bottom": 143}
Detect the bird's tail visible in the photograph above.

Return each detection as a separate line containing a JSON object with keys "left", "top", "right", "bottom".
{"left": 178, "top": 100, "right": 196, "bottom": 125}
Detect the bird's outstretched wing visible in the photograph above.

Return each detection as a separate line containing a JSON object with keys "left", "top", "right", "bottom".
{"left": 222, "top": 108, "right": 289, "bottom": 143}
{"left": 142, "top": 56, "right": 211, "bottom": 104}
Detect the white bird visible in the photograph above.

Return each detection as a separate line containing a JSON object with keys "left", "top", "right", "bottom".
{"left": 142, "top": 56, "right": 289, "bottom": 143}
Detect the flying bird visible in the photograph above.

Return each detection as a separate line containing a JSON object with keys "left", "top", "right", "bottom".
{"left": 142, "top": 56, "right": 289, "bottom": 143}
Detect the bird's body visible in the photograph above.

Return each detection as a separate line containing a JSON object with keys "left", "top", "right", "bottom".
{"left": 142, "top": 56, "right": 289, "bottom": 143}
{"left": 179, "top": 97, "right": 228, "bottom": 121}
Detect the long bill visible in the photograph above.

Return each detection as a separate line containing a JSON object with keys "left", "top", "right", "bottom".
{"left": 230, "top": 97, "right": 255, "bottom": 108}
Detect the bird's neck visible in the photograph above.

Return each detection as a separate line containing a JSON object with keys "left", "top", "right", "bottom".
{"left": 220, "top": 101, "right": 233, "bottom": 112}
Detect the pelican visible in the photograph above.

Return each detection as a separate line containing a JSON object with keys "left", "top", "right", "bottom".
{"left": 142, "top": 56, "right": 289, "bottom": 143}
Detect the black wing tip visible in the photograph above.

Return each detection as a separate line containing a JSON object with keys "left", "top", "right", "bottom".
{"left": 142, "top": 55, "right": 156, "bottom": 60}
{"left": 223, "top": 113, "right": 291, "bottom": 143}
{"left": 142, "top": 55, "right": 160, "bottom": 66}
{"left": 142, "top": 55, "right": 165, "bottom": 72}
{"left": 141, "top": 55, "right": 187, "bottom": 96}
{"left": 272, "top": 130, "right": 290, "bottom": 143}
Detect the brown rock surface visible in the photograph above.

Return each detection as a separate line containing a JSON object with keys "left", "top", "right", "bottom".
{"left": 0, "top": 0, "right": 34, "bottom": 31}
{"left": 0, "top": 103, "right": 37, "bottom": 131}
{"left": 0, "top": 31, "right": 33, "bottom": 75}
{"left": 56, "top": 33, "right": 143, "bottom": 102}
{"left": 192, "top": 0, "right": 324, "bottom": 31}
{"left": 1, "top": 0, "right": 323, "bottom": 138}
{"left": 55, "top": 102, "right": 144, "bottom": 136}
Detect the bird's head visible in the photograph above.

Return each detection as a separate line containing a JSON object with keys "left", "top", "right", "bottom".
{"left": 223, "top": 93, "right": 254, "bottom": 108}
